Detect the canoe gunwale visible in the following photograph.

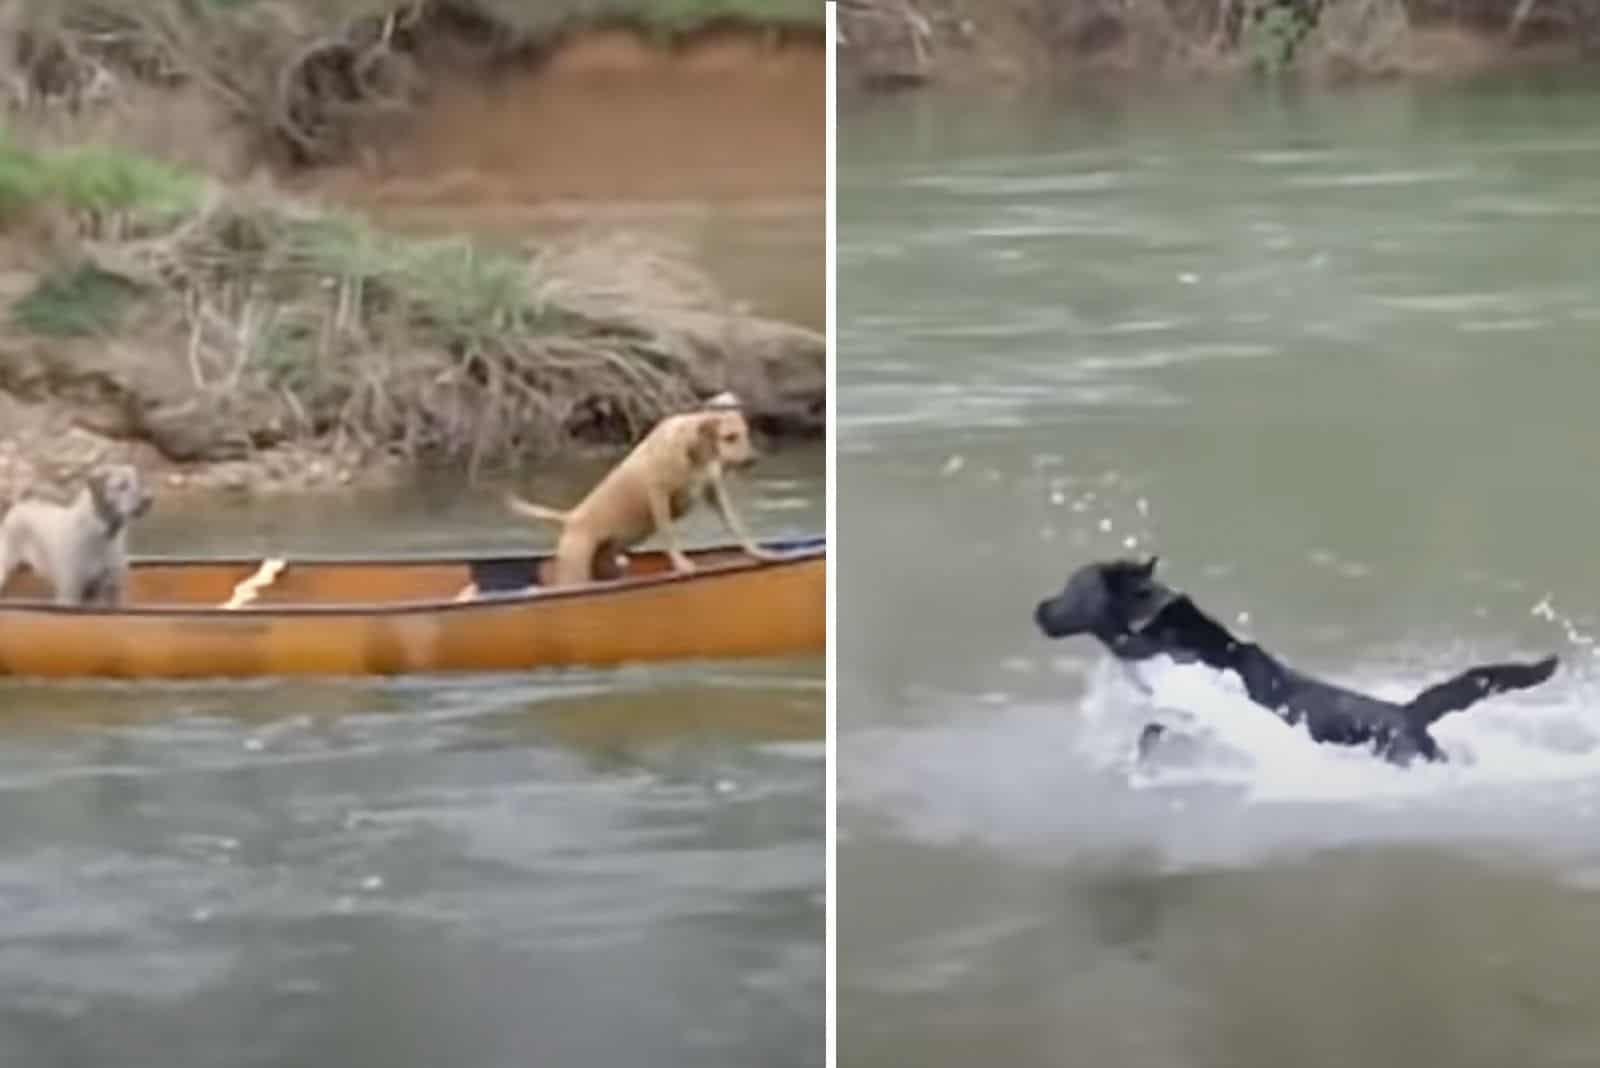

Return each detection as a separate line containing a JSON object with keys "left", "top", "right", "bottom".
{"left": 125, "top": 534, "right": 826, "bottom": 570}
{"left": 0, "top": 537, "right": 826, "bottom": 619}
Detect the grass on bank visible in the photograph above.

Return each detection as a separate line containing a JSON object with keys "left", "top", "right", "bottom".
{"left": 0, "top": 137, "right": 733, "bottom": 470}
{"left": 0, "top": 137, "right": 201, "bottom": 227}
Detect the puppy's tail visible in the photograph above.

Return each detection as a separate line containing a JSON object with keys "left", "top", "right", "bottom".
{"left": 1404, "top": 654, "right": 1559, "bottom": 728}
{"left": 504, "top": 493, "right": 569, "bottom": 526}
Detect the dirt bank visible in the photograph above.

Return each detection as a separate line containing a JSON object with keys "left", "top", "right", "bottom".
{"left": 321, "top": 28, "right": 822, "bottom": 202}
{"left": 311, "top": 24, "right": 824, "bottom": 330}
{"left": 0, "top": 4, "right": 824, "bottom": 499}
{"left": 839, "top": 0, "right": 1590, "bottom": 90}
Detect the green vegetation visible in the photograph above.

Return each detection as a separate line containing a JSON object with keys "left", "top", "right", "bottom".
{"left": 1243, "top": 0, "right": 1323, "bottom": 76}
{"left": 0, "top": 138, "right": 201, "bottom": 231}
{"left": 12, "top": 263, "right": 142, "bottom": 337}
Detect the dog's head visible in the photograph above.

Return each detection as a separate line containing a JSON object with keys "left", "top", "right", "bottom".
{"left": 1034, "top": 556, "right": 1166, "bottom": 640}
{"left": 690, "top": 395, "right": 759, "bottom": 471}
{"left": 86, "top": 463, "right": 153, "bottom": 534}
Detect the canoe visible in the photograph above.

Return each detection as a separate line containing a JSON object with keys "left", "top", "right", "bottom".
{"left": 0, "top": 536, "right": 825, "bottom": 679}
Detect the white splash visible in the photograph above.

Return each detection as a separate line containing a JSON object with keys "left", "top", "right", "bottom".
{"left": 1080, "top": 655, "right": 1600, "bottom": 804}
{"left": 842, "top": 620, "right": 1600, "bottom": 875}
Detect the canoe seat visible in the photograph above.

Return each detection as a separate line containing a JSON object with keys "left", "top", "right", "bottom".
{"left": 467, "top": 556, "right": 541, "bottom": 593}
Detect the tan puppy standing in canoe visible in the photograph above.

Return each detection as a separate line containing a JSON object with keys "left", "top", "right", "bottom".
{"left": 506, "top": 392, "right": 784, "bottom": 586}
{"left": 0, "top": 463, "right": 153, "bottom": 605}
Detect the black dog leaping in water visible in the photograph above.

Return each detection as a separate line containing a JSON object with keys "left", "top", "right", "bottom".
{"left": 1034, "top": 557, "right": 1559, "bottom": 766}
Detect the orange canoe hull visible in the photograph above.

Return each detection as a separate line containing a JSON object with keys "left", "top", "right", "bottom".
{"left": 0, "top": 538, "right": 825, "bottom": 679}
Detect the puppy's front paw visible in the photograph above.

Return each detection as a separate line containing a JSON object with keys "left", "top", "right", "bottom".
{"left": 669, "top": 552, "right": 697, "bottom": 573}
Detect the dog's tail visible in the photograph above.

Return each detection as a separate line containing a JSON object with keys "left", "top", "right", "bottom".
{"left": 1403, "top": 655, "right": 1559, "bottom": 728}
{"left": 504, "top": 493, "right": 570, "bottom": 526}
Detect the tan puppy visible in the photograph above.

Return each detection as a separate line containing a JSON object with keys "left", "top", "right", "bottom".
{"left": 0, "top": 463, "right": 153, "bottom": 605}
{"left": 506, "top": 392, "right": 781, "bottom": 585}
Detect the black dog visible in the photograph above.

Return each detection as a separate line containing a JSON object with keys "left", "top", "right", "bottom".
{"left": 1034, "top": 557, "right": 1559, "bottom": 765}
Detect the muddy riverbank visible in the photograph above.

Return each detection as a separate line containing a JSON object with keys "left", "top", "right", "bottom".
{"left": 839, "top": 0, "right": 1589, "bottom": 91}
{"left": 0, "top": 4, "right": 823, "bottom": 496}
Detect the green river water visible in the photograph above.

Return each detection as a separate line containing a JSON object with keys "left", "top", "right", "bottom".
{"left": 841, "top": 72, "right": 1600, "bottom": 1068}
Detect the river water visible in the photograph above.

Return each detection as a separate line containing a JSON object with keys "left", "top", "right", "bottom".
{"left": 0, "top": 461, "right": 823, "bottom": 1062}
{"left": 0, "top": 38, "right": 825, "bottom": 1062}
{"left": 840, "top": 73, "right": 1600, "bottom": 1067}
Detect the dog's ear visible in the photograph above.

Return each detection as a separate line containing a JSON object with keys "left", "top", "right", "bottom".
{"left": 85, "top": 469, "right": 109, "bottom": 508}
{"left": 1138, "top": 556, "right": 1159, "bottom": 578}
{"left": 1105, "top": 557, "right": 1152, "bottom": 592}
{"left": 687, "top": 419, "right": 719, "bottom": 466}
{"left": 85, "top": 468, "right": 121, "bottom": 530}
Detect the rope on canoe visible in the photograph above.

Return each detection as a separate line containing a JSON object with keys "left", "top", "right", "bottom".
{"left": 221, "top": 558, "right": 287, "bottom": 609}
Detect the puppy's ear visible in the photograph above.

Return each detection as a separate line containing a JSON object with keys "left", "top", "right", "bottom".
{"left": 85, "top": 470, "right": 109, "bottom": 507}
{"left": 686, "top": 419, "right": 719, "bottom": 466}
{"left": 85, "top": 469, "right": 120, "bottom": 529}
{"left": 1138, "top": 555, "right": 1159, "bottom": 578}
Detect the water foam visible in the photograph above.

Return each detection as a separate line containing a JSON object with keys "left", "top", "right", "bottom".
{"left": 1077, "top": 651, "right": 1600, "bottom": 805}
{"left": 842, "top": 638, "right": 1600, "bottom": 870}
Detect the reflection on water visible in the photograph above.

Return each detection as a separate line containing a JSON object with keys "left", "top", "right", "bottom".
{"left": 0, "top": 455, "right": 823, "bottom": 1067}
{"left": 841, "top": 73, "right": 1600, "bottom": 1068}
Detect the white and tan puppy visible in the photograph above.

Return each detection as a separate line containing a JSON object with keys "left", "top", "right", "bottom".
{"left": 0, "top": 463, "right": 154, "bottom": 605}
{"left": 507, "top": 392, "right": 781, "bottom": 585}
